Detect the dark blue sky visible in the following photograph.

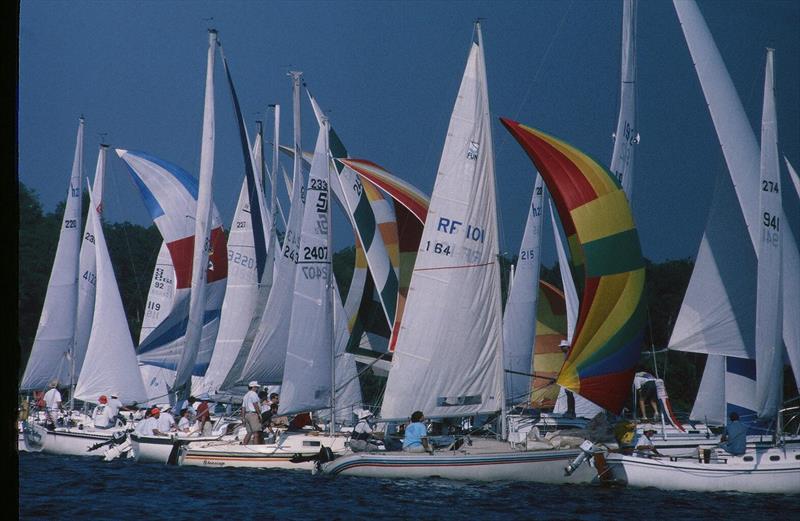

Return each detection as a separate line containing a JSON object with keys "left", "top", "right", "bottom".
{"left": 19, "top": 0, "right": 800, "bottom": 265}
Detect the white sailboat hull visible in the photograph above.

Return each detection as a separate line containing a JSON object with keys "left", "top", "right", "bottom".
{"left": 322, "top": 444, "right": 595, "bottom": 483}
{"left": 178, "top": 432, "right": 348, "bottom": 470}
{"left": 130, "top": 432, "right": 221, "bottom": 464}
{"left": 22, "top": 421, "right": 125, "bottom": 458}
{"left": 604, "top": 446, "right": 800, "bottom": 493}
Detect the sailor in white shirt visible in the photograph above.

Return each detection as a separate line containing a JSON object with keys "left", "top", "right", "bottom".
{"left": 92, "top": 395, "right": 112, "bottom": 429}
{"left": 156, "top": 404, "right": 177, "bottom": 433}
{"left": 242, "top": 381, "right": 262, "bottom": 445}
{"left": 136, "top": 408, "right": 165, "bottom": 436}
{"left": 177, "top": 408, "right": 195, "bottom": 433}
{"left": 43, "top": 380, "right": 63, "bottom": 426}
{"left": 106, "top": 392, "right": 124, "bottom": 425}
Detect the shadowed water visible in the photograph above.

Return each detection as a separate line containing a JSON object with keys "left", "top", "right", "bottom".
{"left": 18, "top": 452, "right": 798, "bottom": 520}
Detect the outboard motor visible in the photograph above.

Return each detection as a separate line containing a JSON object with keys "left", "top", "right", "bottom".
{"left": 564, "top": 440, "right": 596, "bottom": 476}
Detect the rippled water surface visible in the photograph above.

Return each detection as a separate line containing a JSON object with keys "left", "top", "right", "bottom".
{"left": 18, "top": 452, "right": 799, "bottom": 520}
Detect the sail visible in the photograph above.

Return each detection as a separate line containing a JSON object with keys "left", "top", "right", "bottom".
{"left": 239, "top": 72, "right": 306, "bottom": 385}
{"left": 117, "top": 149, "right": 227, "bottom": 378}
{"left": 74, "top": 187, "right": 148, "bottom": 406}
{"left": 278, "top": 122, "right": 333, "bottom": 415}
{"left": 502, "top": 120, "right": 646, "bottom": 414}
{"left": 784, "top": 158, "right": 800, "bottom": 390}
{"left": 74, "top": 145, "right": 107, "bottom": 380}
{"left": 139, "top": 242, "right": 176, "bottom": 345}
{"left": 308, "top": 93, "right": 399, "bottom": 330}
{"left": 381, "top": 27, "right": 504, "bottom": 421}
{"left": 550, "top": 201, "right": 579, "bottom": 345}
{"left": 21, "top": 117, "right": 83, "bottom": 391}
{"left": 787, "top": 158, "right": 800, "bottom": 200}
{"left": 198, "top": 48, "right": 274, "bottom": 398}
{"left": 689, "top": 354, "right": 725, "bottom": 425}
{"left": 502, "top": 174, "right": 545, "bottom": 404}
{"left": 674, "top": 0, "right": 800, "bottom": 372}
{"left": 530, "top": 281, "right": 567, "bottom": 408}
{"left": 609, "top": 0, "right": 638, "bottom": 199}
{"left": 337, "top": 158, "right": 429, "bottom": 353}
{"left": 755, "top": 49, "right": 783, "bottom": 419}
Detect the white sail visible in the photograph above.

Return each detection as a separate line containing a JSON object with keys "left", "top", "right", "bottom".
{"left": 689, "top": 355, "right": 725, "bottom": 425}
{"left": 174, "top": 29, "right": 219, "bottom": 399}
{"left": 139, "top": 242, "right": 176, "bottom": 345}
{"left": 74, "top": 145, "right": 107, "bottom": 380}
{"left": 673, "top": 0, "right": 800, "bottom": 370}
{"left": 502, "top": 174, "right": 545, "bottom": 404}
{"left": 278, "top": 122, "right": 333, "bottom": 415}
{"left": 549, "top": 201, "right": 578, "bottom": 345}
{"left": 239, "top": 72, "right": 305, "bottom": 385}
{"left": 787, "top": 158, "right": 800, "bottom": 200}
{"left": 755, "top": 49, "right": 783, "bottom": 419}
{"left": 609, "top": 0, "right": 638, "bottom": 199}
{"left": 380, "top": 26, "right": 504, "bottom": 420}
{"left": 21, "top": 117, "right": 84, "bottom": 391}
{"left": 74, "top": 186, "right": 148, "bottom": 406}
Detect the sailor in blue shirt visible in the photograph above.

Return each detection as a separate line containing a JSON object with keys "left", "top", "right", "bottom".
{"left": 720, "top": 412, "right": 747, "bottom": 456}
{"left": 403, "top": 411, "right": 432, "bottom": 454}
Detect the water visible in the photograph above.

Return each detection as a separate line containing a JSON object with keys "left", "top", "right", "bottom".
{"left": 19, "top": 452, "right": 798, "bottom": 520}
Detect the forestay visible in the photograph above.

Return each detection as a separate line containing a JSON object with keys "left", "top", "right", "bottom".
{"left": 380, "top": 26, "right": 505, "bottom": 421}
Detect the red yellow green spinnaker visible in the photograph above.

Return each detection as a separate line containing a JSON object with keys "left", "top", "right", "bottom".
{"left": 502, "top": 118, "right": 646, "bottom": 414}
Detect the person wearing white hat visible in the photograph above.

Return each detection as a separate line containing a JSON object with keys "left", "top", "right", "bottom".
{"left": 242, "top": 381, "right": 262, "bottom": 445}
{"left": 350, "top": 409, "right": 380, "bottom": 452}
{"left": 106, "top": 392, "right": 124, "bottom": 426}
{"left": 633, "top": 424, "right": 660, "bottom": 457}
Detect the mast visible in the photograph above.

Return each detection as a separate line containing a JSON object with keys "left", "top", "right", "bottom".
{"left": 270, "top": 103, "right": 280, "bottom": 230}
{"left": 288, "top": 72, "right": 303, "bottom": 191}
{"left": 323, "top": 116, "right": 336, "bottom": 436}
{"left": 67, "top": 116, "right": 86, "bottom": 407}
{"left": 174, "top": 28, "right": 218, "bottom": 402}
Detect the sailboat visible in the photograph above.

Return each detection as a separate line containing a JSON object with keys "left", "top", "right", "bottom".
{"left": 320, "top": 22, "right": 645, "bottom": 483}
{"left": 602, "top": 2, "right": 800, "bottom": 493}
{"left": 24, "top": 145, "right": 149, "bottom": 458}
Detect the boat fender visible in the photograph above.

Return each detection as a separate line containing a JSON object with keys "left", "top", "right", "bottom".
{"left": 564, "top": 440, "right": 595, "bottom": 476}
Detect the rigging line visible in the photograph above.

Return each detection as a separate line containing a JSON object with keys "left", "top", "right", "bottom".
{"left": 413, "top": 260, "right": 494, "bottom": 272}
{"left": 494, "top": 0, "right": 575, "bottom": 160}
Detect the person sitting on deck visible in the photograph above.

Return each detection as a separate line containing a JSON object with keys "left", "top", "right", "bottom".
{"left": 156, "top": 404, "right": 177, "bottom": 433}
{"left": 136, "top": 408, "right": 166, "bottom": 436}
{"left": 633, "top": 425, "right": 661, "bottom": 457}
{"left": 402, "top": 411, "right": 432, "bottom": 454}
{"left": 350, "top": 409, "right": 381, "bottom": 452}
{"left": 719, "top": 412, "right": 747, "bottom": 456}
{"left": 177, "top": 408, "right": 195, "bottom": 433}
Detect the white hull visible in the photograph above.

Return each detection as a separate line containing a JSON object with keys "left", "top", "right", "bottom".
{"left": 22, "top": 421, "right": 125, "bottom": 458}
{"left": 322, "top": 443, "right": 596, "bottom": 483}
{"left": 603, "top": 446, "right": 800, "bottom": 494}
{"left": 179, "top": 432, "right": 348, "bottom": 470}
{"left": 130, "top": 433, "right": 220, "bottom": 464}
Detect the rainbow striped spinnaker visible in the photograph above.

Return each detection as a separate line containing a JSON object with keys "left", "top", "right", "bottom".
{"left": 502, "top": 119, "right": 646, "bottom": 414}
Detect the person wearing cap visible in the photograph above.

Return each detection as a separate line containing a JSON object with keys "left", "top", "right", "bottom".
{"left": 43, "top": 380, "right": 63, "bottom": 427}
{"left": 156, "top": 404, "right": 177, "bottom": 433}
{"left": 350, "top": 409, "right": 380, "bottom": 452}
{"left": 136, "top": 408, "right": 166, "bottom": 436}
{"left": 92, "top": 395, "right": 112, "bottom": 429}
{"left": 242, "top": 381, "right": 263, "bottom": 445}
{"left": 633, "top": 425, "right": 661, "bottom": 457}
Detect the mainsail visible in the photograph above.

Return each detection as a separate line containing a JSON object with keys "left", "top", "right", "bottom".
{"left": 502, "top": 120, "right": 646, "bottom": 414}
{"left": 21, "top": 117, "right": 84, "bottom": 391}
{"left": 380, "top": 24, "right": 504, "bottom": 421}
{"left": 609, "top": 0, "right": 638, "bottom": 199}
{"left": 279, "top": 121, "right": 334, "bottom": 415}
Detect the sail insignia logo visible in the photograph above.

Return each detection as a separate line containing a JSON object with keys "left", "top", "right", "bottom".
{"left": 467, "top": 141, "right": 479, "bottom": 160}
